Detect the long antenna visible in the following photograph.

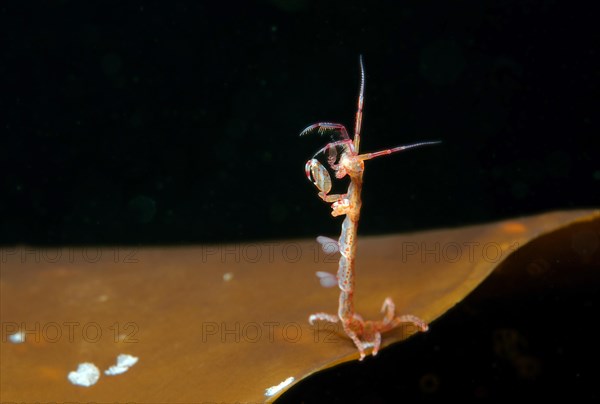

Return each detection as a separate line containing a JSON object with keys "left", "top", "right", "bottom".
{"left": 358, "top": 140, "right": 442, "bottom": 161}
{"left": 354, "top": 55, "right": 365, "bottom": 153}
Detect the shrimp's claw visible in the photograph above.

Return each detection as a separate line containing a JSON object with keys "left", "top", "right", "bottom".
{"left": 305, "top": 159, "right": 332, "bottom": 194}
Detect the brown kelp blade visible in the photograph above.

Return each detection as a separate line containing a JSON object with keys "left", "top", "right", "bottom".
{"left": 1, "top": 210, "right": 598, "bottom": 402}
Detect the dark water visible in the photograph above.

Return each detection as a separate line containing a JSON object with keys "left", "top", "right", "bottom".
{"left": 2, "top": 0, "right": 598, "bottom": 401}
{"left": 2, "top": 0, "right": 597, "bottom": 246}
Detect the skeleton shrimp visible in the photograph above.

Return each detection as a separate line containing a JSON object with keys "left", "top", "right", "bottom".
{"left": 301, "top": 56, "right": 440, "bottom": 360}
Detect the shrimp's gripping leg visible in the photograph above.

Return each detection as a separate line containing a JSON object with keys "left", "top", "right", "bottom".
{"left": 308, "top": 313, "right": 339, "bottom": 325}
{"left": 380, "top": 297, "right": 429, "bottom": 332}
{"left": 345, "top": 297, "right": 428, "bottom": 360}
{"left": 310, "top": 297, "right": 427, "bottom": 361}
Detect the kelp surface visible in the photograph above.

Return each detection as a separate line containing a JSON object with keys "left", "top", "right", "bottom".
{"left": 1, "top": 210, "right": 597, "bottom": 402}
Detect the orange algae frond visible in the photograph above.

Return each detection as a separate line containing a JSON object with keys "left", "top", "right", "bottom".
{"left": 501, "top": 221, "right": 528, "bottom": 234}
{"left": 0, "top": 210, "right": 597, "bottom": 402}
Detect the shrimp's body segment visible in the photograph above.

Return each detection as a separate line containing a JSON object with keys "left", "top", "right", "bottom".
{"left": 301, "top": 56, "right": 438, "bottom": 360}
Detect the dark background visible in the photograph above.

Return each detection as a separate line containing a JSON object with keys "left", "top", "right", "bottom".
{"left": 2, "top": 0, "right": 597, "bottom": 246}
{"left": 1, "top": 0, "right": 598, "bottom": 401}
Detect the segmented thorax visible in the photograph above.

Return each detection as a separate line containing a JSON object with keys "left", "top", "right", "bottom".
{"left": 339, "top": 153, "right": 364, "bottom": 179}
